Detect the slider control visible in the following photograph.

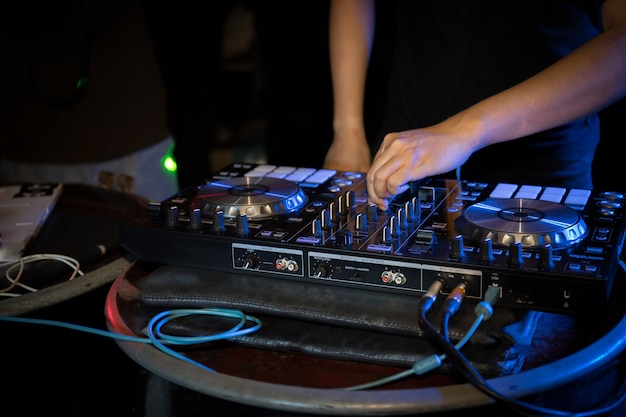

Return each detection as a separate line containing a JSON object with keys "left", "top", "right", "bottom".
{"left": 415, "top": 229, "right": 435, "bottom": 246}
{"left": 335, "top": 230, "right": 353, "bottom": 249}
{"left": 355, "top": 213, "right": 367, "bottom": 231}
{"left": 381, "top": 225, "right": 391, "bottom": 243}
{"left": 389, "top": 215, "right": 400, "bottom": 237}
{"left": 344, "top": 190, "right": 356, "bottom": 210}
{"left": 312, "top": 217, "right": 322, "bottom": 236}
{"left": 396, "top": 208, "right": 408, "bottom": 230}
{"left": 412, "top": 196, "right": 421, "bottom": 224}
{"left": 337, "top": 196, "right": 346, "bottom": 216}
{"left": 367, "top": 204, "right": 378, "bottom": 222}
{"left": 329, "top": 201, "right": 338, "bottom": 222}
{"left": 320, "top": 208, "right": 331, "bottom": 230}
{"left": 404, "top": 200, "right": 414, "bottom": 222}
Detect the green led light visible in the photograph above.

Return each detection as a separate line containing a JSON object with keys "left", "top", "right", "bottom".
{"left": 161, "top": 143, "right": 178, "bottom": 173}
{"left": 163, "top": 156, "right": 177, "bottom": 173}
{"left": 76, "top": 77, "right": 88, "bottom": 89}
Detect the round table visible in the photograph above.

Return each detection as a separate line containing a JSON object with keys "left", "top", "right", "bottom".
{"left": 105, "top": 260, "right": 626, "bottom": 416}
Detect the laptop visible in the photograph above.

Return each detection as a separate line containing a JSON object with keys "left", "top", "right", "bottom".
{"left": 0, "top": 183, "right": 63, "bottom": 262}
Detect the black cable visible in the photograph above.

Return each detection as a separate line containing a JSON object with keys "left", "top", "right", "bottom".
{"left": 441, "top": 281, "right": 467, "bottom": 342}
{"left": 440, "top": 310, "right": 451, "bottom": 342}
{"left": 417, "top": 296, "right": 626, "bottom": 417}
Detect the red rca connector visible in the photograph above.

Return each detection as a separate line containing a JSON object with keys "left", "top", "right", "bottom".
{"left": 275, "top": 257, "right": 288, "bottom": 270}
{"left": 381, "top": 270, "right": 394, "bottom": 283}
{"left": 444, "top": 281, "right": 468, "bottom": 316}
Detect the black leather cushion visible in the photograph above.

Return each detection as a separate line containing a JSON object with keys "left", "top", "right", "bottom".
{"left": 117, "top": 263, "right": 540, "bottom": 377}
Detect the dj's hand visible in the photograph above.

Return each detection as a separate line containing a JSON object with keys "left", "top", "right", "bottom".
{"left": 323, "top": 130, "right": 371, "bottom": 173}
{"left": 367, "top": 123, "right": 475, "bottom": 211}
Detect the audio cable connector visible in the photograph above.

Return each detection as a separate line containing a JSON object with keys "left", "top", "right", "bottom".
{"left": 418, "top": 279, "right": 444, "bottom": 314}
{"left": 444, "top": 281, "right": 468, "bottom": 317}
{"left": 441, "top": 281, "right": 469, "bottom": 341}
{"left": 474, "top": 285, "right": 501, "bottom": 321}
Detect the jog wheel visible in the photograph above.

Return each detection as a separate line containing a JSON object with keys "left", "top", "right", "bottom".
{"left": 454, "top": 198, "right": 587, "bottom": 249}
{"left": 190, "top": 176, "right": 308, "bottom": 220}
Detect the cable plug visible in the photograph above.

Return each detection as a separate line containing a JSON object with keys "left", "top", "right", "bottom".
{"left": 474, "top": 285, "right": 501, "bottom": 321}
{"left": 444, "top": 281, "right": 468, "bottom": 316}
{"left": 419, "top": 279, "right": 444, "bottom": 313}
{"left": 412, "top": 354, "right": 443, "bottom": 376}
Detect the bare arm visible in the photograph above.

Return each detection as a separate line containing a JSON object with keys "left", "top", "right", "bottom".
{"left": 368, "top": 0, "right": 626, "bottom": 209}
{"left": 323, "top": 0, "right": 375, "bottom": 172}
{"left": 462, "top": 0, "right": 626, "bottom": 150}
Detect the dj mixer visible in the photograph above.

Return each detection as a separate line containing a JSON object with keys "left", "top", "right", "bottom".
{"left": 120, "top": 163, "right": 626, "bottom": 315}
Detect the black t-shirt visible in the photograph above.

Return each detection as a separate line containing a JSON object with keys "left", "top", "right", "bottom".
{"left": 380, "top": 0, "right": 604, "bottom": 189}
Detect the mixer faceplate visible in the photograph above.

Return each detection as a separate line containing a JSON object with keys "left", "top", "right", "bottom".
{"left": 454, "top": 198, "right": 588, "bottom": 249}
{"left": 190, "top": 176, "right": 308, "bottom": 220}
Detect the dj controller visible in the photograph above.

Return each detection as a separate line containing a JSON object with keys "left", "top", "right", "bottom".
{"left": 120, "top": 163, "right": 626, "bottom": 315}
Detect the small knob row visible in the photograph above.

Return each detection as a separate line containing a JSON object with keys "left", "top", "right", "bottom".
{"left": 164, "top": 204, "right": 249, "bottom": 235}
{"left": 449, "top": 235, "right": 554, "bottom": 271}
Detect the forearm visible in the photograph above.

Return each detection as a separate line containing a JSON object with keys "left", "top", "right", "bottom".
{"left": 456, "top": 13, "right": 626, "bottom": 152}
{"left": 329, "top": 0, "right": 375, "bottom": 138}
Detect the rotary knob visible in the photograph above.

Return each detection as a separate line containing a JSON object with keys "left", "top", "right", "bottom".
{"left": 478, "top": 238, "right": 495, "bottom": 264}
{"left": 507, "top": 241, "right": 523, "bottom": 267}
{"left": 166, "top": 205, "right": 179, "bottom": 227}
{"left": 189, "top": 208, "right": 201, "bottom": 229}
{"left": 237, "top": 213, "right": 249, "bottom": 235}
{"left": 314, "top": 262, "right": 332, "bottom": 278}
{"left": 537, "top": 244, "right": 554, "bottom": 271}
{"left": 240, "top": 252, "right": 260, "bottom": 269}
{"left": 448, "top": 235, "right": 465, "bottom": 259}
{"left": 212, "top": 210, "right": 225, "bottom": 231}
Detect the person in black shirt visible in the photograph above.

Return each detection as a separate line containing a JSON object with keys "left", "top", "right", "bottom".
{"left": 325, "top": 0, "right": 626, "bottom": 210}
